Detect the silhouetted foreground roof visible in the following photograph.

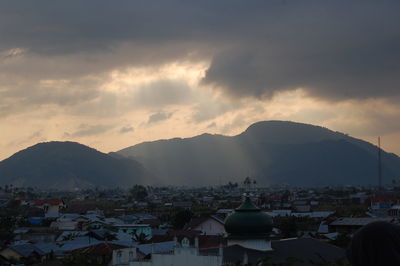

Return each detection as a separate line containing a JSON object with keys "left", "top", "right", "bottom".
{"left": 204, "top": 238, "right": 345, "bottom": 265}
{"left": 69, "top": 243, "right": 129, "bottom": 256}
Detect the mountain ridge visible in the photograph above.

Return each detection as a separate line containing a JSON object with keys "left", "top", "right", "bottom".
{"left": 1, "top": 121, "right": 399, "bottom": 188}
{"left": 118, "top": 120, "right": 400, "bottom": 186}
{"left": 0, "top": 141, "right": 154, "bottom": 190}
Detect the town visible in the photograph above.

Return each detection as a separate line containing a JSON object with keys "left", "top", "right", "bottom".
{"left": 1, "top": 177, "right": 399, "bottom": 265}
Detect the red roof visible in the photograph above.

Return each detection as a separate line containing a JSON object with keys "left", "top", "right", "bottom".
{"left": 70, "top": 243, "right": 129, "bottom": 256}
{"left": 370, "top": 195, "right": 397, "bottom": 203}
{"left": 34, "top": 199, "right": 64, "bottom": 206}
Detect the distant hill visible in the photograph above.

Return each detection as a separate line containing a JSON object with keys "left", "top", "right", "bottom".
{"left": 118, "top": 121, "right": 400, "bottom": 186}
{"left": 0, "top": 141, "right": 154, "bottom": 190}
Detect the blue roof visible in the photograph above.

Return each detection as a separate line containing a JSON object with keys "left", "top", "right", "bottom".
{"left": 137, "top": 241, "right": 175, "bottom": 255}
{"left": 10, "top": 244, "right": 47, "bottom": 257}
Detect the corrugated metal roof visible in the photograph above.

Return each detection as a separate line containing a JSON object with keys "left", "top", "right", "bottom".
{"left": 330, "top": 217, "right": 397, "bottom": 226}
{"left": 10, "top": 244, "right": 47, "bottom": 257}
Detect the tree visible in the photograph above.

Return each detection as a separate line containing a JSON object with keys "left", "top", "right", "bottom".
{"left": 0, "top": 217, "right": 16, "bottom": 244}
{"left": 276, "top": 217, "right": 298, "bottom": 238}
{"left": 130, "top": 185, "right": 148, "bottom": 201}
{"left": 172, "top": 210, "right": 193, "bottom": 229}
{"left": 243, "top": 177, "right": 251, "bottom": 186}
{"left": 330, "top": 233, "right": 351, "bottom": 248}
{"left": 104, "top": 232, "right": 118, "bottom": 241}
{"left": 131, "top": 232, "right": 147, "bottom": 244}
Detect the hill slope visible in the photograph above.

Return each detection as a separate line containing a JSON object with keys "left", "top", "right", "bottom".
{"left": 118, "top": 121, "right": 400, "bottom": 186}
{"left": 0, "top": 141, "right": 153, "bottom": 190}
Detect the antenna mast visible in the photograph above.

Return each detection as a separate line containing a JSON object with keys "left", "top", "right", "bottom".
{"left": 378, "top": 137, "right": 382, "bottom": 190}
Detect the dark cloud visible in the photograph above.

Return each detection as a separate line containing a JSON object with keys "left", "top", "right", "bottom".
{"left": 203, "top": 41, "right": 400, "bottom": 101}
{"left": 0, "top": 0, "right": 400, "bottom": 106}
{"left": 147, "top": 111, "right": 173, "bottom": 124}
{"left": 200, "top": 2, "right": 400, "bottom": 101}
{"left": 0, "top": 1, "right": 263, "bottom": 55}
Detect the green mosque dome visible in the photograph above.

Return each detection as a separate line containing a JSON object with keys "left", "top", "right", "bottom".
{"left": 224, "top": 196, "right": 273, "bottom": 239}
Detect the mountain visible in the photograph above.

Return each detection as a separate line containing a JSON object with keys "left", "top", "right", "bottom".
{"left": 0, "top": 141, "right": 153, "bottom": 190}
{"left": 118, "top": 121, "right": 400, "bottom": 186}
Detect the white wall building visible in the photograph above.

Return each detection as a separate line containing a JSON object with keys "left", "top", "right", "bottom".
{"left": 112, "top": 237, "right": 222, "bottom": 266}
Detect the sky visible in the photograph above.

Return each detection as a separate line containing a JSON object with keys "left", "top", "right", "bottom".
{"left": 1, "top": 1, "right": 400, "bottom": 160}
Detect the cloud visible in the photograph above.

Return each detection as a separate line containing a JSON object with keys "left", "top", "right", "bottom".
{"left": 6, "top": 130, "right": 44, "bottom": 148}
{"left": 66, "top": 124, "right": 115, "bottom": 137}
{"left": 324, "top": 100, "right": 400, "bottom": 137}
{"left": 0, "top": 74, "right": 102, "bottom": 117}
{"left": 191, "top": 97, "right": 240, "bottom": 123}
{"left": 1, "top": 1, "right": 400, "bottom": 107}
{"left": 147, "top": 111, "right": 173, "bottom": 124}
{"left": 132, "top": 79, "right": 193, "bottom": 108}
{"left": 203, "top": 41, "right": 400, "bottom": 101}
{"left": 2, "top": 1, "right": 400, "bottom": 158}
{"left": 207, "top": 122, "right": 216, "bottom": 129}
{"left": 120, "top": 126, "right": 134, "bottom": 134}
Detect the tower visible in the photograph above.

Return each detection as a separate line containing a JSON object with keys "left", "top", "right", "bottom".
{"left": 378, "top": 137, "right": 382, "bottom": 190}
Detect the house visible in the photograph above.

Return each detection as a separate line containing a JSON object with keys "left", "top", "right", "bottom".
{"left": 111, "top": 241, "right": 177, "bottom": 265}
{"left": 139, "top": 219, "right": 162, "bottom": 229}
{"left": 50, "top": 221, "right": 78, "bottom": 231}
{"left": 172, "top": 201, "right": 193, "bottom": 210}
{"left": 216, "top": 209, "right": 233, "bottom": 218}
{"left": 86, "top": 229, "right": 117, "bottom": 241}
{"left": 114, "top": 224, "right": 152, "bottom": 238}
{"left": 149, "top": 233, "right": 226, "bottom": 249}
{"left": 388, "top": 205, "right": 400, "bottom": 217}
{"left": 62, "top": 203, "right": 98, "bottom": 214}
{"left": 112, "top": 237, "right": 345, "bottom": 266}
{"left": 13, "top": 228, "right": 59, "bottom": 244}
{"left": 112, "top": 237, "right": 222, "bottom": 266}
{"left": 370, "top": 194, "right": 398, "bottom": 216}
{"left": 116, "top": 196, "right": 345, "bottom": 266}
{"left": 183, "top": 216, "right": 226, "bottom": 235}
{"left": 328, "top": 217, "right": 400, "bottom": 233}
{"left": 69, "top": 243, "right": 129, "bottom": 265}
{"left": 56, "top": 231, "right": 88, "bottom": 242}
{"left": 292, "top": 200, "right": 311, "bottom": 213}
{"left": 84, "top": 220, "right": 108, "bottom": 230}
{"left": 294, "top": 204, "right": 311, "bottom": 213}
{"left": 112, "top": 247, "right": 137, "bottom": 265}
{"left": 0, "top": 244, "right": 47, "bottom": 263}
{"left": 21, "top": 206, "right": 45, "bottom": 218}
{"left": 34, "top": 199, "right": 65, "bottom": 218}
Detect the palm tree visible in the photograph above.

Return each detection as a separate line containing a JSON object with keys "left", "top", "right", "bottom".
{"left": 131, "top": 231, "right": 147, "bottom": 244}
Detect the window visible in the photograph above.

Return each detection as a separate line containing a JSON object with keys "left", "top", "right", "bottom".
{"left": 181, "top": 238, "right": 190, "bottom": 247}
{"left": 129, "top": 251, "right": 134, "bottom": 261}
{"left": 116, "top": 251, "right": 122, "bottom": 264}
